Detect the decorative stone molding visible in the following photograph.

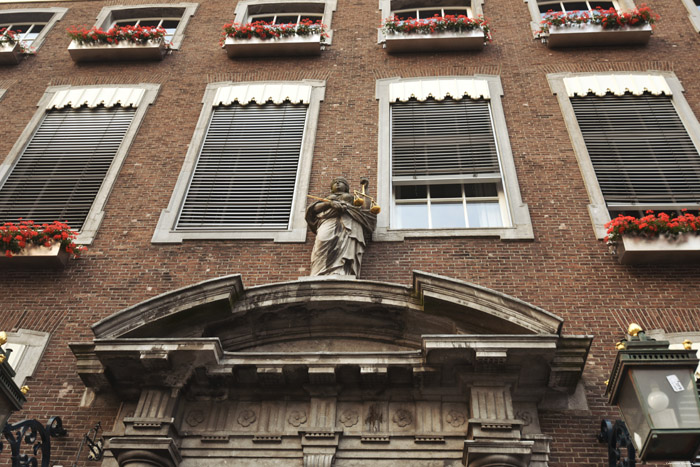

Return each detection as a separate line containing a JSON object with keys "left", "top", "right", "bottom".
{"left": 108, "top": 437, "right": 181, "bottom": 467}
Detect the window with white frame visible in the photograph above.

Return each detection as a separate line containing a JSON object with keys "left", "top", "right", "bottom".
{"left": 392, "top": 6, "right": 472, "bottom": 20}
{"left": 536, "top": 0, "right": 616, "bottom": 17}
{"left": 152, "top": 81, "right": 326, "bottom": 243}
{"left": 92, "top": 4, "right": 198, "bottom": 49}
{"left": 0, "top": 85, "right": 160, "bottom": 245}
{"left": 233, "top": 0, "right": 337, "bottom": 43}
{"left": 379, "top": 0, "right": 482, "bottom": 24}
{"left": 0, "top": 8, "right": 66, "bottom": 51}
{"left": 681, "top": 0, "right": 700, "bottom": 32}
{"left": 375, "top": 76, "right": 533, "bottom": 241}
{"left": 547, "top": 72, "right": 700, "bottom": 238}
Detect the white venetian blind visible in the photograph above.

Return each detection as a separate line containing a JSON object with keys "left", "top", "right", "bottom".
{"left": 176, "top": 102, "right": 308, "bottom": 229}
{"left": 0, "top": 107, "right": 136, "bottom": 230}
{"left": 391, "top": 98, "right": 500, "bottom": 179}
{"left": 571, "top": 94, "right": 700, "bottom": 208}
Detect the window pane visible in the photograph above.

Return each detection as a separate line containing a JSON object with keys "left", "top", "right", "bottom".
{"left": 395, "top": 204, "right": 429, "bottom": 229}
{"left": 562, "top": 1, "right": 590, "bottom": 11}
{"left": 464, "top": 183, "right": 498, "bottom": 198}
{"left": 253, "top": 15, "right": 275, "bottom": 23}
{"left": 443, "top": 9, "right": 469, "bottom": 16}
{"left": 30, "top": 24, "right": 44, "bottom": 33}
{"left": 432, "top": 203, "right": 466, "bottom": 228}
{"left": 300, "top": 14, "right": 323, "bottom": 22}
{"left": 539, "top": 3, "right": 563, "bottom": 14}
{"left": 115, "top": 20, "right": 138, "bottom": 27}
{"left": 590, "top": 1, "right": 614, "bottom": 9}
{"left": 467, "top": 202, "right": 502, "bottom": 227}
{"left": 420, "top": 9, "right": 442, "bottom": 18}
{"left": 395, "top": 185, "right": 427, "bottom": 200}
{"left": 276, "top": 15, "right": 300, "bottom": 23}
{"left": 11, "top": 24, "right": 31, "bottom": 33}
{"left": 161, "top": 20, "right": 179, "bottom": 29}
{"left": 394, "top": 11, "right": 416, "bottom": 20}
{"left": 138, "top": 19, "right": 160, "bottom": 27}
{"left": 431, "top": 184, "right": 462, "bottom": 199}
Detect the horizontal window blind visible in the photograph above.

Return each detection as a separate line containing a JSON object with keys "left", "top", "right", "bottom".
{"left": 572, "top": 94, "right": 700, "bottom": 207}
{"left": 177, "top": 102, "right": 307, "bottom": 229}
{"left": 0, "top": 107, "right": 135, "bottom": 230}
{"left": 391, "top": 98, "right": 500, "bottom": 178}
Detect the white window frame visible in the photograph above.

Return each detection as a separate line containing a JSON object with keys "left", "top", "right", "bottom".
{"left": 0, "top": 8, "right": 67, "bottom": 52}
{"left": 111, "top": 17, "right": 182, "bottom": 44}
{"left": 391, "top": 6, "right": 474, "bottom": 19}
{"left": 152, "top": 80, "right": 326, "bottom": 244}
{"left": 523, "top": 0, "right": 633, "bottom": 36}
{"left": 547, "top": 71, "right": 700, "bottom": 239}
{"left": 0, "top": 84, "right": 160, "bottom": 245}
{"left": 375, "top": 75, "right": 533, "bottom": 241}
{"left": 93, "top": 3, "right": 198, "bottom": 50}
{"left": 247, "top": 12, "right": 324, "bottom": 24}
{"left": 378, "top": 1, "right": 482, "bottom": 43}
{"left": 233, "top": 0, "right": 337, "bottom": 44}
{"left": 681, "top": 0, "right": 700, "bottom": 32}
{"left": 4, "top": 329, "right": 50, "bottom": 387}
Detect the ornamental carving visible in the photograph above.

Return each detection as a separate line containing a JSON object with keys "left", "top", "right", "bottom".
{"left": 445, "top": 410, "right": 466, "bottom": 427}
{"left": 287, "top": 410, "right": 307, "bottom": 427}
{"left": 339, "top": 409, "right": 359, "bottom": 427}
{"left": 365, "top": 404, "right": 383, "bottom": 432}
{"left": 392, "top": 408, "right": 413, "bottom": 427}
{"left": 237, "top": 409, "right": 257, "bottom": 427}
{"left": 515, "top": 410, "right": 533, "bottom": 426}
{"left": 185, "top": 409, "right": 205, "bottom": 427}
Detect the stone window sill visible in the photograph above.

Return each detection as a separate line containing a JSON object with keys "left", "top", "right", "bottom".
{"left": 68, "top": 40, "right": 167, "bottom": 62}
{"left": 615, "top": 233, "right": 700, "bottom": 265}
{"left": 0, "top": 43, "right": 21, "bottom": 65}
{"left": 545, "top": 24, "right": 652, "bottom": 48}
{"left": 224, "top": 35, "right": 323, "bottom": 57}
{"left": 383, "top": 29, "right": 485, "bottom": 53}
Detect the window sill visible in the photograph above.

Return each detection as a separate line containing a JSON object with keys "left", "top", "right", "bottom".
{"left": 373, "top": 224, "right": 534, "bottom": 241}
{"left": 545, "top": 24, "right": 652, "bottom": 48}
{"left": 383, "top": 29, "right": 485, "bottom": 53}
{"left": 0, "top": 42, "right": 21, "bottom": 65}
{"left": 224, "top": 35, "right": 323, "bottom": 57}
{"left": 615, "top": 233, "right": 700, "bottom": 265}
{"left": 0, "top": 243, "right": 70, "bottom": 269}
{"left": 68, "top": 40, "right": 167, "bottom": 62}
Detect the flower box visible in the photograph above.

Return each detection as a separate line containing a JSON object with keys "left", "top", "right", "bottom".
{"left": 383, "top": 29, "right": 485, "bottom": 53}
{"left": 224, "top": 34, "right": 322, "bottom": 57}
{"left": 0, "top": 42, "right": 21, "bottom": 65}
{"left": 0, "top": 242, "right": 70, "bottom": 269}
{"left": 68, "top": 40, "right": 167, "bottom": 62}
{"left": 615, "top": 233, "right": 700, "bottom": 265}
{"left": 545, "top": 23, "right": 652, "bottom": 48}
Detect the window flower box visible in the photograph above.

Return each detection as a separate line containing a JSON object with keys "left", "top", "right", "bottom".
{"left": 381, "top": 15, "right": 490, "bottom": 53}
{"left": 67, "top": 25, "right": 168, "bottom": 62}
{"left": 605, "top": 211, "right": 700, "bottom": 264}
{"left": 0, "top": 41, "right": 21, "bottom": 65}
{"left": 615, "top": 233, "right": 700, "bottom": 265}
{"left": 539, "top": 5, "right": 658, "bottom": 48}
{"left": 222, "top": 20, "right": 327, "bottom": 57}
{"left": 1, "top": 220, "right": 84, "bottom": 269}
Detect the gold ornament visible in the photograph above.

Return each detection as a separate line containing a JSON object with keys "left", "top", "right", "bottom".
{"left": 0, "top": 354, "right": 5, "bottom": 364}
{"left": 627, "top": 323, "right": 643, "bottom": 337}
{"left": 683, "top": 339, "right": 693, "bottom": 350}
{"left": 615, "top": 341, "right": 626, "bottom": 350}
{"left": 0, "top": 331, "right": 7, "bottom": 346}
{"left": 20, "top": 385, "right": 29, "bottom": 395}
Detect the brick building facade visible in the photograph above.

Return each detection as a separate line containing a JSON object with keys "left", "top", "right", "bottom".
{"left": 1, "top": 0, "right": 700, "bottom": 464}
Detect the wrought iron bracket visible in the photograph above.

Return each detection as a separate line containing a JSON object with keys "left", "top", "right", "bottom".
{"left": 73, "top": 421, "right": 104, "bottom": 465}
{"left": 598, "top": 419, "right": 636, "bottom": 467}
{"left": 0, "top": 416, "right": 67, "bottom": 467}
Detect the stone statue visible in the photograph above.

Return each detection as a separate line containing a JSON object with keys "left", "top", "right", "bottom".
{"left": 305, "top": 177, "right": 377, "bottom": 277}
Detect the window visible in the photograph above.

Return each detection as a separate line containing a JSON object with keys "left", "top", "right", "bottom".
{"left": 3, "top": 329, "right": 50, "bottom": 387}
{"left": 152, "top": 80, "right": 326, "bottom": 243}
{"left": 392, "top": 6, "right": 472, "bottom": 19}
{"left": 547, "top": 72, "right": 700, "bottom": 238}
{"left": 379, "top": 0, "right": 483, "bottom": 20}
{"left": 375, "top": 76, "right": 533, "bottom": 241}
{"left": 233, "top": 0, "right": 337, "bottom": 44}
{"left": 0, "top": 85, "right": 160, "bottom": 245}
{"left": 524, "top": 0, "right": 634, "bottom": 34}
{"left": 0, "top": 8, "right": 67, "bottom": 52}
{"left": 92, "top": 3, "right": 197, "bottom": 49}
{"left": 681, "top": 0, "right": 700, "bottom": 32}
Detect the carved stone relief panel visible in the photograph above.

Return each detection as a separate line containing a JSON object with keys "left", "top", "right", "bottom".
{"left": 389, "top": 403, "right": 414, "bottom": 432}
{"left": 441, "top": 403, "right": 468, "bottom": 433}
{"left": 512, "top": 401, "right": 541, "bottom": 435}
{"left": 363, "top": 401, "right": 387, "bottom": 434}
{"left": 336, "top": 402, "right": 362, "bottom": 433}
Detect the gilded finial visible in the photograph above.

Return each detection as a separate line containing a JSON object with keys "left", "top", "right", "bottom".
{"left": 0, "top": 331, "right": 6, "bottom": 346}
{"left": 627, "top": 323, "right": 643, "bottom": 337}
{"left": 683, "top": 339, "right": 693, "bottom": 350}
{"left": 604, "top": 380, "right": 609, "bottom": 386}
{"left": 0, "top": 354, "right": 5, "bottom": 364}
{"left": 20, "top": 385, "right": 29, "bottom": 395}
{"left": 615, "top": 341, "right": 626, "bottom": 350}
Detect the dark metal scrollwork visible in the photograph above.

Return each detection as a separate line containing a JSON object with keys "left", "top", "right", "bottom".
{"left": 1, "top": 416, "right": 67, "bottom": 467}
{"left": 598, "top": 419, "right": 636, "bottom": 467}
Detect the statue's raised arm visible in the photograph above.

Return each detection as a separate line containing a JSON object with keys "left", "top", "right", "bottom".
{"left": 305, "top": 177, "right": 378, "bottom": 277}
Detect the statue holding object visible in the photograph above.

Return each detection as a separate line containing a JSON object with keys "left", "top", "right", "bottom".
{"left": 305, "top": 177, "right": 379, "bottom": 277}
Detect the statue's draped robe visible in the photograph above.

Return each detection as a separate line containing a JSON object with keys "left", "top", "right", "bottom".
{"left": 305, "top": 201, "right": 377, "bottom": 276}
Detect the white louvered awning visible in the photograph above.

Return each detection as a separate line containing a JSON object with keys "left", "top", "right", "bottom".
{"left": 47, "top": 87, "right": 146, "bottom": 109}
{"left": 390, "top": 79, "right": 490, "bottom": 102}
{"left": 213, "top": 84, "right": 312, "bottom": 106}
{"left": 563, "top": 74, "right": 672, "bottom": 97}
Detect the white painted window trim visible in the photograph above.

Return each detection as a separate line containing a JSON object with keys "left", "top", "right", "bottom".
{"left": 93, "top": 3, "right": 198, "bottom": 50}
{"left": 152, "top": 79, "right": 326, "bottom": 244}
{"left": 681, "top": 0, "right": 700, "bottom": 33}
{"left": 547, "top": 71, "right": 700, "bottom": 240}
{"left": 232, "top": 0, "right": 337, "bottom": 45}
{"left": 4, "top": 329, "right": 50, "bottom": 387}
{"left": 0, "top": 7, "right": 67, "bottom": 51}
{"left": 523, "top": 0, "right": 634, "bottom": 37}
{"left": 0, "top": 84, "right": 160, "bottom": 245}
{"left": 374, "top": 75, "right": 533, "bottom": 241}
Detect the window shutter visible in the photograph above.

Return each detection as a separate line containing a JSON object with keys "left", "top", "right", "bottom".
{"left": 391, "top": 99, "right": 500, "bottom": 178}
{"left": 177, "top": 102, "right": 308, "bottom": 229}
{"left": 571, "top": 95, "right": 700, "bottom": 207}
{"left": 0, "top": 107, "right": 135, "bottom": 230}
